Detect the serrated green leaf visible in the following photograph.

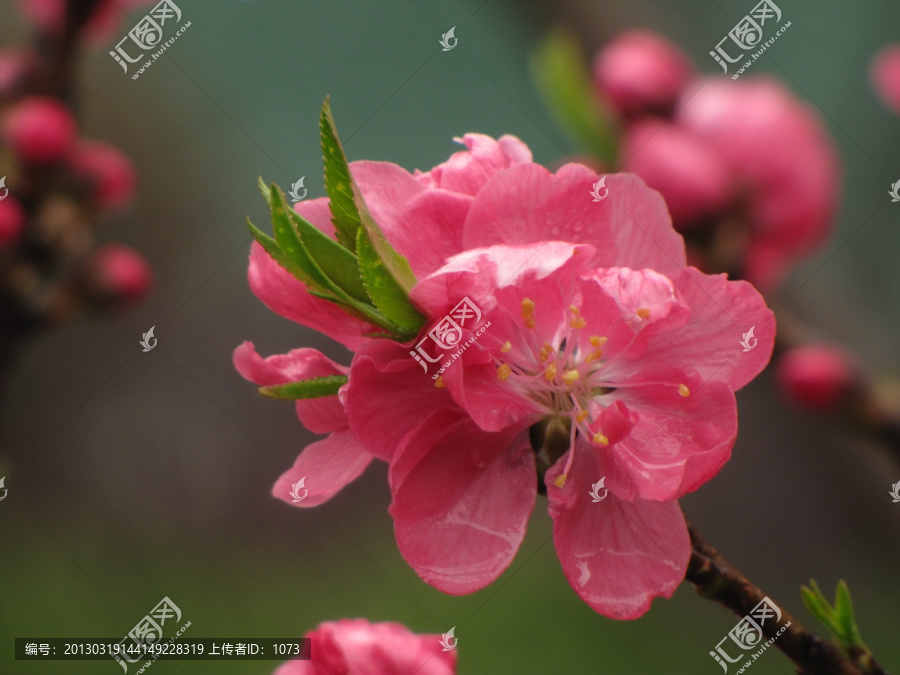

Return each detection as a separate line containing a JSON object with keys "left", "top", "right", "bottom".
{"left": 532, "top": 29, "right": 619, "bottom": 166}
{"left": 247, "top": 217, "right": 335, "bottom": 298}
{"left": 320, "top": 97, "right": 362, "bottom": 251}
{"left": 320, "top": 98, "right": 420, "bottom": 295}
{"left": 356, "top": 227, "right": 425, "bottom": 336}
{"left": 272, "top": 186, "right": 370, "bottom": 302}
{"left": 259, "top": 375, "right": 348, "bottom": 400}
{"left": 258, "top": 177, "right": 273, "bottom": 207}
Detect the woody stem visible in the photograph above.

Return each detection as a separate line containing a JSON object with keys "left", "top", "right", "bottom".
{"left": 684, "top": 517, "right": 885, "bottom": 675}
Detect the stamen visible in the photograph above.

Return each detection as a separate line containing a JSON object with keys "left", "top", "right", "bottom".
{"left": 521, "top": 298, "right": 536, "bottom": 329}
{"left": 562, "top": 369, "right": 580, "bottom": 387}
{"left": 570, "top": 316, "right": 587, "bottom": 329}
{"left": 497, "top": 364, "right": 511, "bottom": 381}
{"left": 585, "top": 349, "right": 602, "bottom": 363}
{"left": 575, "top": 410, "right": 589, "bottom": 423}
{"left": 434, "top": 376, "right": 445, "bottom": 388}
{"left": 500, "top": 340, "right": 512, "bottom": 353}
{"left": 589, "top": 335, "right": 608, "bottom": 347}
{"left": 544, "top": 363, "right": 558, "bottom": 381}
{"left": 539, "top": 343, "right": 553, "bottom": 362}
{"left": 679, "top": 383, "right": 690, "bottom": 397}
{"left": 637, "top": 308, "right": 651, "bottom": 320}
{"left": 592, "top": 432, "right": 609, "bottom": 446}
{"left": 554, "top": 473, "right": 567, "bottom": 488}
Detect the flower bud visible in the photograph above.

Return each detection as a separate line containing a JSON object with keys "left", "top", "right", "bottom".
{"left": 871, "top": 44, "right": 900, "bottom": 116}
{"left": 0, "top": 196, "right": 26, "bottom": 247}
{"left": 4, "top": 96, "right": 77, "bottom": 164}
{"left": 593, "top": 30, "right": 693, "bottom": 118}
{"left": 0, "top": 49, "right": 37, "bottom": 97}
{"left": 70, "top": 141, "right": 137, "bottom": 211}
{"left": 81, "top": 243, "right": 152, "bottom": 305}
{"left": 777, "top": 345, "right": 856, "bottom": 411}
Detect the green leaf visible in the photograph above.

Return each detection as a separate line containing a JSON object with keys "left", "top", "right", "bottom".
{"left": 320, "top": 97, "right": 420, "bottom": 296}
{"left": 258, "top": 177, "right": 273, "bottom": 207}
{"left": 320, "top": 97, "right": 363, "bottom": 251}
{"left": 531, "top": 29, "right": 619, "bottom": 166}
{"left": 259, "top": 375, "right": 348, "bottom": 400}
{"left": 801, "top": 579, "right": 869, "bottom": 653}
{"left": 247, "top": 217, "right": 334, "bottom": 298}
{"left": 356, "top": 227, "right": 425, "bottom": 337}
{"left": 275, "top": 187, "right": 370, "bottom": 302}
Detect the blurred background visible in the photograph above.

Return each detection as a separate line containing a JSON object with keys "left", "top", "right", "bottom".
{"left": 1, "top": 0, "right": 900, "bottom": 672}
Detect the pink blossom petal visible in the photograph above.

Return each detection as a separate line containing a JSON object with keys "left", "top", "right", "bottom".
{"left": 462, "top": 165, "right": 686, "bottom": 278}
{"left": 272, "top": 430, "right": 371, "bottom": 508}
{"left": 424, "top": 133, "right": 533, "bottom": 196}
{"left": 390, "top": 408, "right": 536, "bottom": 594}
{"left": 233, "top": 341, "right": 348, "bottom": 434}
{"left": 603, "top": 368, "right": 737, "bottom": 501}
{"left": 546, "top": 444, "right": 689, "bottom": 620}
{"left": 247, "top": 242, "right": 379, "bottom": 351}
{"left": 871, "top": 45, "right": 900, "bottom": 115}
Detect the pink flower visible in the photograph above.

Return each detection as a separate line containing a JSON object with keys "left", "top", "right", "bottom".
{"left": 3, "top": 96, "right": 77, "bottom": 164}
{"left": 0, "top": 196, "right": 26, "bottom": 248}
{"left": 233, "top": 342, "right": 371, "bottom": 507}
{"left": 871, "top": 44, "right": 900, "bottom": 115}
{"left": 593, "top": 30, "right": 693, "bottom": 118}
{"left": 69, "top": 140, "right": 137, "bottom": 211}
{"left": 274, "top": 619, "right": 456, "bottom": 675}
{"left": 776, "top": 344, "right": 856, "bottom": 411}
{"left": 344, "top": 170, "right": 774, "bottom": 618}
{"left": 82, "top": 243, "right": 152, "bottom": 305}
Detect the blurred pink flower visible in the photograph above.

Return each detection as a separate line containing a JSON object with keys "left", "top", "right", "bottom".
{"left": 595, "top": 31, "right": 840, "bottom": 291}
{"left": 593, "top": 30, "right": 693, "bottom": 118}
{"left": 273, "top": 619, "right": 456, "bottom": 675}
{"left": 870, "top": 44, "right": 900, "bottom": 115}
{"left": 3, "top": 96, "right": 77, "bottom": 164}
{"left": 82, "top": 243, "right": 152, "bottom": 305}
{"left": 776, "top": 344, "right": 856, "bottom": 411}
{"left": 0, "top": 196, "right": 26, "bottom": 248}
{"left": 69, "top": 140, "right": 138, "bottom": 211}
{"left": 344, "top": 171, "right": 774, "bottom": 619}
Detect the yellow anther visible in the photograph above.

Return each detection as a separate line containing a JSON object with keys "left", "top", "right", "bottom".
{"left": 589, "top": 335, "right": 608, "bottom": 347}
{"left": 678, "top": 383, "right": 690, "bottom": 398}
{"left": 575, "top": 410, "right": 589, "bottom": 423}
{"left": 553, "top": 473, "right": 568, "bottom": 488}
{"left": 544, "top": 362, "right": 558, "bottom": 381}
{"left": 500, "top": 340, "right": 512, "bottom": 353}
{"left": 637, "top": 307, "right": 651, "bottom": 320}
{"left": 497, "top": 364, "right": 511, "bottom": 381}
{"left": 570, "top": 316, "right": 587, "bottom": 329}
{"left": 521, "top": 298, "right": 536, "bottom": 329}
{"left": 434, "top": 376, "right": 445, "bottom": 388}
{"left": 539, "top": 343, "right": 553, "bottom": 362}
{"left": 585, "top": 349, "right": 603, "bottom": 363}
{"left": 593, "top": 432, "right": 609, "bottom": 446}
{"left": 562, "top": 369, "right": 580, "bottom": 387}
{"left": 570, "top": 305, "right": 580, "bottom": 314}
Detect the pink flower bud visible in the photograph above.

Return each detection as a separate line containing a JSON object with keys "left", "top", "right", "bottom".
{"left": 70, "top": 141, "right": 137, "bottom": 211}
{"left": 0, "top": 196, "right": 26, "bottom": 247}
{"left": 871, "top": 44, "right": 900, "bottom": 116}
{"left": 593, "top": 30, "right": 693, "bottom": 118}
{"left": 777, "top": 345, "right": 856, "bottom": 411}
{"left": 4, "top": 97, "right": 77, "bottom": 164}
{"left": 0, "top": 49, "right": 38, "bottom": 96}
{"left": 622, "top": 119, "right": 735, "bottom": 228}
{"left": 83, "top": 244, "right": 152, "bottom": 305}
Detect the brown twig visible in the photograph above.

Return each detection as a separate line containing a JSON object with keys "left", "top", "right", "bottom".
{"left": 685, "top": 519, "right": 886, "bottom": 675}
